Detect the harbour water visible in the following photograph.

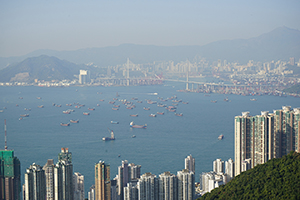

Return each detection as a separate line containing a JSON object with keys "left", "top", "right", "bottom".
{"left": 1, "top": 81, "right": 299, "bottom": 196}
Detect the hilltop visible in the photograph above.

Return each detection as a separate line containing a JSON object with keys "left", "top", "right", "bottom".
{"left": 0, "top": 55, "right": 83, "bottom": 82}
{"left": 199, "top": 151, "right": 300, "bottom": 200}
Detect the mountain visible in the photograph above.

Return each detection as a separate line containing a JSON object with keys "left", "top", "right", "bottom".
{"left": 0, "top": 55, "right": 83, "bottom": 82}
{"left": 199, "top": 151, "right": 300, "bottom": 200}
{"left": 0, "top": 27, "right": 299, "bottom": 69}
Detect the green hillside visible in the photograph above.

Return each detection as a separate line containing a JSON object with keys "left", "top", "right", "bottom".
{"left": 199, "top": 151, "right": 300, "bottom": 200}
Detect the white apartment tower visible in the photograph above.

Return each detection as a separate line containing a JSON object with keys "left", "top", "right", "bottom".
{"left": 177, "top": 169, "right": 195, "bottom": 200}
{"left": 24, "top": 163, "right": 46, "bottom": 200}
{"left": 137, "top": 172, "right": 159, "bottom": 200}
{"left": 213, "top": 159, "right": 224, "bottom": 174}
{"left": 73, "top": 172, "right": 85, "bottom": 200}
{"left": 158, "top": 171, "right": 178, "bottom": 200}
{"left": 184, "top": 155, "right": 195, "bottom": 173}
{"left": 43, "top": 159, "right": 55, "bottom": 200}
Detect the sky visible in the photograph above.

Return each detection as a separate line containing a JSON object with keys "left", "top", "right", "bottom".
{"left": 0, "top": 0, "right": 299, "bottom": 57}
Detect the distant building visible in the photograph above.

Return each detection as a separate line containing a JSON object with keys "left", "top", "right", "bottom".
{"left": 225, "top": 158, "right": 234, "bottom": 183}
{"left": 184, "top": 155, "right": 195, "bottom": 173}
{"left": 73, "top": 172, "right": 84, "bottom": 200}
{"left": 79, "top": 70, "right": 90, "bottom": 84}
{"left": 24, "top": 163, "right": 46, "bottom": 200}
{"left": 95, "top": 160, "right": 111, "bottom": 200}
{"left": 0, "top": 149, "right": 21, "bottom": 200}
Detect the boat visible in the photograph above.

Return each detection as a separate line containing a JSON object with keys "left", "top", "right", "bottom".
{"left": 109, "top": 101, "right": 115, "bottom": 104}
{"left": 24, "top": 108, "right": 31, "bottom": 111}
{"left": 250, "top": 98, "right": 257, "bottom": 101}
{"left": 63, "top": 110, "right": 71, "bottom": 114}
{"left": 130, "top": 114, "right": 138, "bottom": 117}
{"left": 36, "top": 97, "right": 42, "bottom": 99}
{"left": 113, "top": 105, "right": 120, "bottom": 107}
{"left": 102, "top": 129, "right": 115, "bottom": 141}
{"left": 143, "top": 107, "right": 150, "bottom": 110}
{"left": 175, "top": 113, "right": 183, "bottom": 116}
{"left": 97, "top": 104, "right": 100, "bottom": 107}
{"left": 218, "top": 134, "right": 224, "bottom": 140}
{"left": 112, "top": 108, "right": 119, "bottom": 110}
{"left": 38, "top": 105, "right": 44, "bottom": 108}
{"left": 55, "top": 104, "right": 62, "bottom": 107}
{"left": 157, "top": 112, "right": 164, "bottom": 115}
{"left": 66, "top": 104, "right": 72, "bottom": 106}
{"left": 20, "top": 114, "right": 29, "bottom": 117}
{"left": 111, "top": 121, "right": 119, "bottom": 124}
{"left": 83, "top": 112, "right": 90, "bottom": 115}
{"left": 70, "top": 119, "right": 79, "bottom": 123}
{"left": 88, "top": 108, "right": 95, "bottom": 111}
{"left": 149, "top": 114, "right": 156, "bottom": 117}
{"left": 132, "top": 135, "right": 136, "bottom": 138}
{"left": 19, "top": 117, "right": 22, "bottom": 120}
{"left": 210, "top": 100, "right": 217, "bottom": 103}
{"left": 136, "top": 101, "right": 143, "bottom": 103}
{"left": 126, "top": 106, "right": 133, "bottom": 109}
{"left": 60, "top": 123, "right": 70, "bottom": 126}
{"left": 182, "top": 102, "right": 189, "bottom": 104}
{"left": 99, "top": 99, "right": 105, "bottom": 102}
{"left": 130, "top": 121, "right": 147, "bottom": 129}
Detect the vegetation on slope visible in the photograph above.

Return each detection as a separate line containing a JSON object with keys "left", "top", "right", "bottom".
{"left": 199, "top": 151, "right": 300, "bottom": 200}
{"left": 283, "top": 84, "right": 300, "bottom": 94}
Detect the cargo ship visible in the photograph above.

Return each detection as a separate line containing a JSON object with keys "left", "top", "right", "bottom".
{"left": 70, "top": 119, "right": 79, "bottom": 123}
{"left": 130, "top": 114, "right": 138, "bottom": 117}
{"left": 143, "top": 107, "right": 150, "bottom": 110}
{"left": 111, "top": 121, "right": 119, "bottom": 124}
{"left": 88, "top": 107, "right": 95, "bottom": 111}
{"left": 60, "top": 123, "right": 70, "bottom": 126}
{"left": 130, "top": 121, "right": 147, "bottom": 129}
{"left": 149, "top": 114, "right": 156, "bottom": 117}
{"left": 37, "top": 105, "right": 44, "bottom": 108}
{"left": 157, "top": 112, "right": 164, "bottom": 115}
{"left": 20, "top": 114, "right": 29, "bottom": 117}
{"left": 83, "top": 112, "right": 90, "bottom": 115}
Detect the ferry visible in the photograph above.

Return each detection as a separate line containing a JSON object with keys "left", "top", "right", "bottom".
{"left": 60, "top": 123, "right": 70, "bottom": 126}
{"left": 83, "top": 112, "right": 90, "bottom": 115}
{"left": 130, "top": 121, "right": 147, "bottom": 129}
{"left": 218, "top": 134, "right": 224, "bottom": 140}
{"left": 70, "top": 119, "right": 79, "bottom": 123}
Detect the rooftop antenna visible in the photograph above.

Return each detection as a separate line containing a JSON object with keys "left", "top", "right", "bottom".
{"left": 4, "top": 119, "right": 7, "bottom": 150}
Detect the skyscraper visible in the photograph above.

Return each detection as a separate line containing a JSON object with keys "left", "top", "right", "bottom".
{"left": 158, "top": 171, "right": 178, "bottom": 200}
{"left": 73, "top": 172, "right": 84, "bottom": 200}
{"left": 95, "top": 161, "right": 111, "bottom": 200}
{"left": 234, "top": 107, "right": 300, "bottom": 176}
{"left": 212, "top": 159, "right": 224, "bottom": 175}
{"left": 24, "top": 163, "right": 46, "bottom": 200}
{"left": 43, "top": 159, "right": 55, "bottom": 200}
{"left": 0, "top": 149, "right": 21, "bottom": 200}
{"left": 117, "top": 160, "right": 130, "bottom": 200}
{"left": 128, "top": 163, "right": 141, "bottom": 180}
{"left": 184, "top": 155, "right": 195, "bottom": 173}
{"left": 177, "top": 169, "right": 195, "bottom": 200}
{"left": 54, "top": 147, "right": 73, "bottom": 200}
{"left": 225, "top": 158, "right": 234, "bottom": 183}
{"left": 137, "top": 172, "right": 158, "bottom": 200}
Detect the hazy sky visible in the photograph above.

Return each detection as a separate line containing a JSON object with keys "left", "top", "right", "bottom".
{"left": 0, "top": 0, "right": 299, "bottom": 57}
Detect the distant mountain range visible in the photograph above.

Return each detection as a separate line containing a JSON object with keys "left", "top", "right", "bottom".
{"left": 0, "top": 26, "right": 299, "bottom": 73}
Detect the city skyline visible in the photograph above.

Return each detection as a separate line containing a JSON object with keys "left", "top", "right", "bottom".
{"left": 1, "top": 1, "right": 300, "bottom": 57}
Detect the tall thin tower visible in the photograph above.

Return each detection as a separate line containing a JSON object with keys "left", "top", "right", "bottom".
{"left": 95, "top": 160, "right": 111, "bottom": 200}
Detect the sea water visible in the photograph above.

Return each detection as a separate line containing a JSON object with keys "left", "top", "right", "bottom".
{"left": 0, "top": 82, "right": 299, "bottom": 196}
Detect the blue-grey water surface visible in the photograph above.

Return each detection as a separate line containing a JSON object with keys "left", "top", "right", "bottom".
{"left": 1, "top": 81, "right": 299, "bottom": 196}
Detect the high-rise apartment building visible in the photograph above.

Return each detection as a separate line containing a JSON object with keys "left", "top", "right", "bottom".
{"left": 0, "top": 149, "right": 21, "bottom": 200}
{"left": 79, "top": 70, "right": 90, "bottom": 84}
{"left": 117, "top": 160, "right": 130, "bottom": 200}
{"left": 73, "top": 172, "right": 84, "bottom": 200}
{"left": 95, "top": 161, "right": 111, "bottom": 200}
{"left": 124, "top": 181, "right": 138, "bottom": 200}
{"left": 213, "top": 159, "right": 224, "bottom": 175}
{"left": 158, "top": 171, "right": 178, "bottom": 200}
{"left": 224, "top": 158, "right": 234, "bottom": 183}
{"left": 54, "top": 147, "right": 73, "bottom": 200}
{"left": 24, "top": 163, "right": 46, "bottom": 200}
{"left": 43, "top": 159, "right": 55, "bottom": 200}
{"left": 88, "top": 185, "right": 95, "bottom": 200}
{"left": 137, "top": 172, "right": 158, "bottom": 200}
{"left": 128, "top": 163, "right": 141, "bottom": 180}
{"left": 177, "top": 169, "right": 195, "bottom": 200}
{"left": 184, "top": 155, "right": 195, "bottom": 173}
{"left": 234, "top": 106, "right": 300, "bottom": 176}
